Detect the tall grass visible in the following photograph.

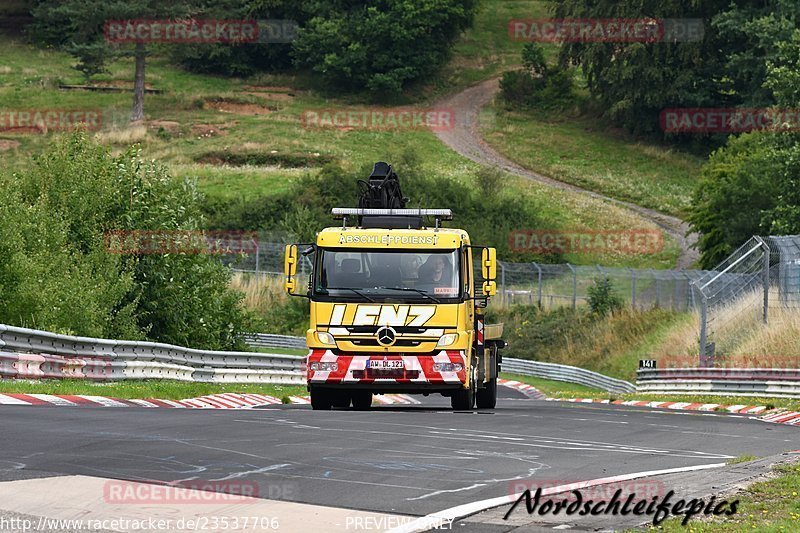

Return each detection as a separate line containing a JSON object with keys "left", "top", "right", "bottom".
{"left": 231, "top": 272, "right": 289, "bottom": 311}
{"left": 656, "top": 289, "right": 800, "bottom": 367}
{"left": 231, "top": 272, "right": 309, "bottom": 336}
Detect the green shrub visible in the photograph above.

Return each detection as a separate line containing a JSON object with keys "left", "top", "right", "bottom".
{"left": 587, "top": 278, "right": 624, "bottom": 316}
{"left": 0, "top": 132, "right": 248, "bottom": 350}
{"left": 500, "top": 43, "right": 575, "bottom": 110}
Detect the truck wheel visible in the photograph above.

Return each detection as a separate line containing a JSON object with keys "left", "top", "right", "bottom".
{"left": 332, "top": 390, "right": 352, "bottom": 409}
{"left": 351, "top": 391, "right": 373, "bottom": 410}
{"left": 450, "top": 388, "right": 474, "bottom": 410}
{"left": 476, "top": 378, "right": 497, "bottom": 409}
{"left": 310, "top": 388, "right": 333, "bottom": 410}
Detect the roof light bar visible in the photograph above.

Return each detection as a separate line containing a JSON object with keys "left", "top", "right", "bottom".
{"left": 331, "top": 208, "right": 452, "bottom": 220}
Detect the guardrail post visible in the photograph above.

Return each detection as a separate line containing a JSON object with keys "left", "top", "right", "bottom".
{"left": 533, "top": 262, "right": 542, "bottom": 309}
{"left": 567, "top": 263, "right": 577, "bottom": 310}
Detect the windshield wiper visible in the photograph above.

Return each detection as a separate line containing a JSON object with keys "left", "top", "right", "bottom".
{"left": 324, "top": 287, "right": 376, "bottom": 303}
{"left": 377, "top": 287, "right": 442, "bottom": 304}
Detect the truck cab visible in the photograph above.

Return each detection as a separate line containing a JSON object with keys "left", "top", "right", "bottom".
{"left": 283, "top": 164, "right": 504, "bottom": 410}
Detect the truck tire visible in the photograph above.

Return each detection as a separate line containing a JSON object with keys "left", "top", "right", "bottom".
{"left": 450, "top": 388, "right": 475, "bottom": 410}
{"left": 332, "top": 390, "right": 352, "bottom": 409}
{"left": 452, "top": 363, "right": 477, "bottom": 410}
{"left": 476, "top": 378, "right": 497, "bottom": 409}
{"left": 310, "top": 388, "right": 333, "bottom": 410}
{"left": 351, "top": 391, "right": 373, "bottom": 410}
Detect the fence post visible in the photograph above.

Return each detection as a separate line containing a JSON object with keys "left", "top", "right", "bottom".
{"left": 652, "top": 269, "right": 661, "bottom": 308}
{"left": 756, "top": 237, "right": 769, "bottom": 324}
{"left": 533, "top": 262, "right": 543, "bottom": 309}
{"left": 683, "top": 272, "right": 691, "bottom": 311}
{"left": 567, "top": 263, "right": 577, "bottom": 310}
{"left": 699, "top": 294, "right": 708, "bottom": 366}
{"left": 500, "top": 262, "right": 506, "bottom": 305}
{"left": 255, "top": 242, "right": 260, "bottom": 274}
{"left": 629, "top": 268, "right": 637, "bottom": 309}
{"left": 672, "top": 271, "right": 681, "bottom": 311}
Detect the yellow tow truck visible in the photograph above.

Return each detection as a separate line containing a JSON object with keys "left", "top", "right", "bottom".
{"left": 284, "top": 163, "right": 505, "bottom": 410}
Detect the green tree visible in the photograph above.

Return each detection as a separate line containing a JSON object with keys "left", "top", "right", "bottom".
{"left": 170, "top": 0, "right": 306, "bottom": 76}
{"left": 31, "top": 1, "right": 200, "bottom": 122}
{"left": 292, "top": 0, "right": 478, "bottom": 95}
{"left": 688, "top": 29, "right": 800, "bottom": 268}
{"left": 555, "top": 0, "right": 799, "bottom": 137}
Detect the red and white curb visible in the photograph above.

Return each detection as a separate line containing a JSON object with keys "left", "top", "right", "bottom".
{"left": 549, "top": 398, "right": 800, "bottom": 427}
{"left": 497, "top": 378, "right": 545, "bottom": 399}
{"left": 0, "top": 392, "right": 420, "bottom": 408}
{"left": 497, "top": 380, "right": 800, "bottom": 428}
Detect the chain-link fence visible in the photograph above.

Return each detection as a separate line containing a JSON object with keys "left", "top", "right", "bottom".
{"left": 692, "top": 236, "right": 800, "bottom": 365}
{"left": 222, "top": 240, "right": 313, "bottom": 276}
{"left": 221, "top": 236, "right": 800, "bottom": 366}
{"left": 497, "top": 262, "right": 708, "bottom": 311}
{"left": 221, "top": 241, "right": 713, "bottom": 311}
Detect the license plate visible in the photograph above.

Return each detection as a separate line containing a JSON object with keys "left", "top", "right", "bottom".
{"left": 367, "top": 359, "right": 404, "bottom": 370}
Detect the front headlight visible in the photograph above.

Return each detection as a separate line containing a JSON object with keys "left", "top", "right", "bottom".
{"left": 316, "top": 331, "right": 336, "bottom": 346}
{"left": 436, "top": 333, "right": 458, "bottom": 347}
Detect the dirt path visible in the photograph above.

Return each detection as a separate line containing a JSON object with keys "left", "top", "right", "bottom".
{"left": 434, "top": 78, "right": 699, "bottom": 269}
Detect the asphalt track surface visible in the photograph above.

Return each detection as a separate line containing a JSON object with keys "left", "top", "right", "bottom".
{"left": 0, "top": 386, "right": 797, "bottom": 528}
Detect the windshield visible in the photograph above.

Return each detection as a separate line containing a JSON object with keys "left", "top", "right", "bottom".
{"left": 316, "top": 249, "right": 461, "bottom": 301}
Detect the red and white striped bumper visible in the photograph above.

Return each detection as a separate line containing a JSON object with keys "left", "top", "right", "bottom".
{"left": 306, "top": 350, "right": 467, "bottom": 388}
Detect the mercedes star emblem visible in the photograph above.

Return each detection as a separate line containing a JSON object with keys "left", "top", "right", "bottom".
{"left": 376, "top": 326, "right": 397, "bottom": 347}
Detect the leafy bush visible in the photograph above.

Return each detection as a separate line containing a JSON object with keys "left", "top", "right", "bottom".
{"left": 292, "top": 0, "right": 478, "bottom": 96}
{"left": 196, "top": 151, "right": 335, "bottom": 168}
{"left": 202, "top": 151, "right": 559, "bottom": 262}
{"left": 587, "top": 278, "right": 624, "bottom": 316}
{"left": 500, "top": 43, "right": 575, "bottom": 110}
{"left": 0, "top": 132, "right": 248, "bottom": 349}
{"left": 487, "top": 304, "right": 682, "bottom": 380}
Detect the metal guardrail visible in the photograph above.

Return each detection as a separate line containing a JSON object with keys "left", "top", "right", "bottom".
{"left": 0, "top": 324, "right": 305, "bottom": 384}
{"left": 637, "top": 368, "right": 800, "bottom": 398}
{"left": 243, "top": 333, "right": 306, "bottom": 351}
{"left": 502, "top": 358, "right": 636, "bottom": 394}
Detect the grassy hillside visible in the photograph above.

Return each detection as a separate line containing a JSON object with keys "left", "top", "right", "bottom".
{"left": 482, "top": 106, "right": 705, "bottom": 217}
{"left": 431, "top": 0, "right": 553, "bottom": 92}
{"left": 0, "top": 27, "right": 680, "bottom": 268}
{"left": 489, "top": 305, "right": 691, "bottom": 381}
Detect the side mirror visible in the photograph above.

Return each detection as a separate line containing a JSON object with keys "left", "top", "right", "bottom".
{"left": 482, "top": 247, "right": 497, "bottom": 281}
{"left": 284, "top": 244, "right": 298, "bottom": 294}
{"left": 482, "top": 280, "right": 497, "bottom": 297}
{"left": 481, "top": 248, "right": 497, "bottom": 297}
